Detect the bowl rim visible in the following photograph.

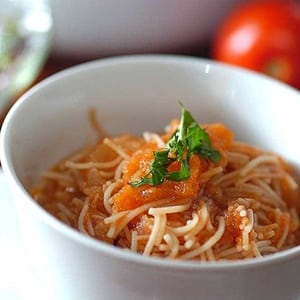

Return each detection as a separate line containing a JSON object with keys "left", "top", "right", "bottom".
{"left": 2, "top": 54, "right": 300, "bottom": 272}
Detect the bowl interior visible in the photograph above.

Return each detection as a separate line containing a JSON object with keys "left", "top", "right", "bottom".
{"left": 3, "top": 55, "right": 300, "bottom": 199}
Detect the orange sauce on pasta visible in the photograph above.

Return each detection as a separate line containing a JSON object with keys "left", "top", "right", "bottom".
{"left": 32, "top": 118, "right": 300, "bottom": 260}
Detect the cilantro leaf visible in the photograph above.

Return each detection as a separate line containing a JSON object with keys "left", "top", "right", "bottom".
{"left": 166, "top": 159, "right": 191, "bottom": 181}
{"left": 129, "top": 104, "right": 221, "bottom": 187}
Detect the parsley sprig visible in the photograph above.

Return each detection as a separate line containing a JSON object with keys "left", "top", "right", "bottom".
{"left": 130, "top": 104, "right": 221, "bottom": 187}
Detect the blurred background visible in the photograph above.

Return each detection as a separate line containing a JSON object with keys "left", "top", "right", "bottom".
{"left": 1, "top": 0, "right": 300, "bottom": 123}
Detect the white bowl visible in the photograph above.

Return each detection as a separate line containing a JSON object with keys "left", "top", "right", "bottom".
{"left": 1, "top": 55, "right": 300, "bottom": 300}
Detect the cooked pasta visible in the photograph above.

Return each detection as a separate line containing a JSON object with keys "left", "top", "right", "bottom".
{"left": 32, "top": 115, "right": 300, "bottom": 261}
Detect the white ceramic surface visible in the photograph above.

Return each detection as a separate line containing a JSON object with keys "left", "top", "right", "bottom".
{"left": 0, "top": 171, "right": 22, "bottom": 300}
{"left": 1, "top": 55, "right": 300, "bottom": 300}
{"left": 0, "top": 171, "right": 42, "bottom": 300}
{"left": 50, "top": 0, "right": 246, "bottom": 58}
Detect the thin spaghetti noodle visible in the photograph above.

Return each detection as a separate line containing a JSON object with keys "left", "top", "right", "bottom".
{"left": 32, "top": 119, "right": 300, "bottom": 261}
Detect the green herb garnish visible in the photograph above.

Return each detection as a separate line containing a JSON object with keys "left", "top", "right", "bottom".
{"left": 130, "top": 104, "right": 221, "bottom": 187}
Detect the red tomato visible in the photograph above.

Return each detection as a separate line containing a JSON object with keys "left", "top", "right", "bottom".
{"left": 212, "top": 1, "right": 300, "bottom": 89}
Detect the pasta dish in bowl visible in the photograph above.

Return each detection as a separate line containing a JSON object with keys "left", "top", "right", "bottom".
{"left": 32, "top": 105, "right": 300, "bottom": 261}
{"left": 2, "top": 55, "right": 300, "bottom": 300}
